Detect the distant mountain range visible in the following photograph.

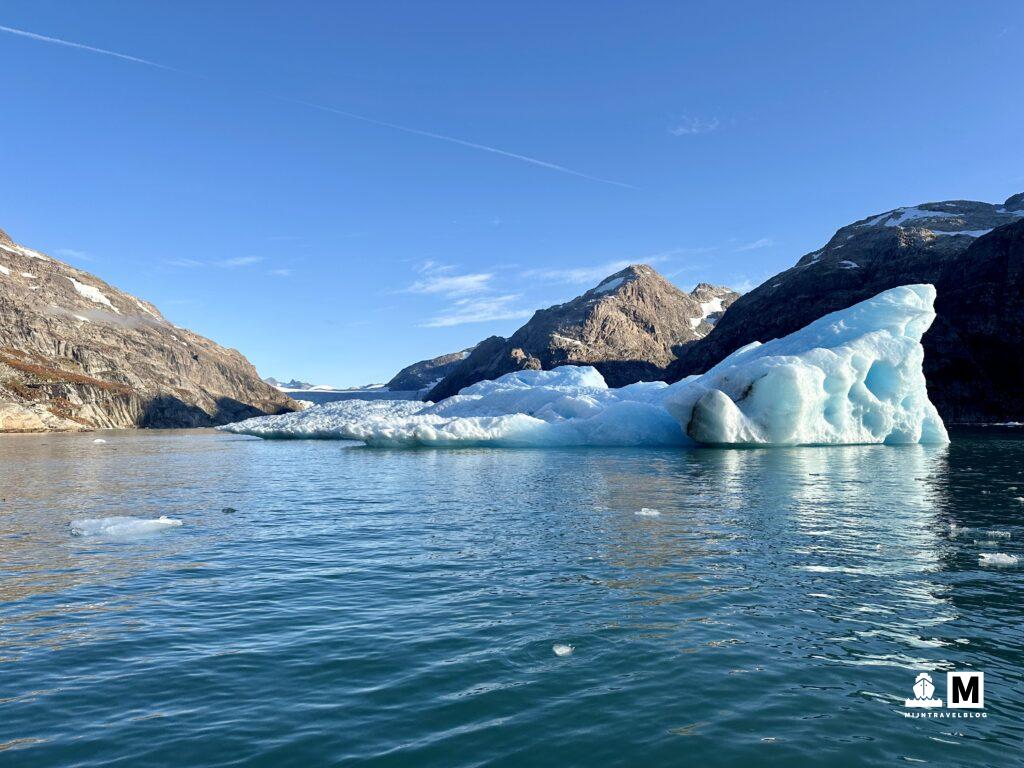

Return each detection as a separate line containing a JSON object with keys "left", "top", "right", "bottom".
{"left": 0, "top": 228, "right": 296, "bottom": 432}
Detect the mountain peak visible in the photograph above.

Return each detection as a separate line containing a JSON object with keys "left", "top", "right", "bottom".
{"left": 425, "top": 264, "right": 737, "bottom": 399}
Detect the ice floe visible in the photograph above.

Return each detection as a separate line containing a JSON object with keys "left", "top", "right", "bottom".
{"left": 222, "top": 285, "right": 949, "bottom": 449}
{"left": 979, "top": 553, "right": 1019, "bottom": 567}
{"left": 70, "top": 515, "right": 182, "bottom": 537}
{"left": 552, "top": 644, "right": 575, "bottom": 657}
{"left": 635, "top": 508, "right": 661, "bottom": 517}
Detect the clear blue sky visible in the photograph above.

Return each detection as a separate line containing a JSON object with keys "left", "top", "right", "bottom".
{"left": 1, "top": 2, "right": 1021, "bottom": 386}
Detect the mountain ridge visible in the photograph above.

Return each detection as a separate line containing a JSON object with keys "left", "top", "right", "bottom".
{"left": 426, "top": 264, "right": 737, "bottom": 400}
{"left": 0, "top": 228, "right": 296, "bottom": 431}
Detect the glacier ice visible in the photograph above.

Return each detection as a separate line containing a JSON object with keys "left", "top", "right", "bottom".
{"left": 222, "top": 284, "right": 949, "bottom": 448}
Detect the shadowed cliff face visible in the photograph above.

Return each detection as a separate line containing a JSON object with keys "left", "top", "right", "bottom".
{"left": 385, "top": 347, "right": 475, "bottom": 392}
{"left": 925, "top": 219, "right": 1024, "bottom": 422}
{"left": 0, "top": 228, "right": 297, "bottom": 431}
{"left": 666, "top": 194, "right": 1024, "bottom": 423}
{"left": 426, "top": 265, "right": 736, "bottom": 401}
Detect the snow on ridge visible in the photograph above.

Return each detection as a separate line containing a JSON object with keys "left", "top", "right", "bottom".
{"left": 862, "top": 207, "right": 962, "bottom": 228}
{"left": 66, "top": 276, "right": 120, "bottom": 314}
{"left": 700, "top": 297, "right": 724, "bottom": 319}
{"left": 929, "top": 228, "right": 993, "bottom": 238}
{"left": 0, "top": 265, "right": 9, "bottom": 276}
{"left": 134, "top": 299, "right": 161, "bottom": 319}
{"left": 838, "top": 260, "right": 860, "bottom": 269}
{"left": 552, "top": 333, "right": 587, "bottom": 347}
{"left": 593, "top": 276, "right": 625, "bottom": 294}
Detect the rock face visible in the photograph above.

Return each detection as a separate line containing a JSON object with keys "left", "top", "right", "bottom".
{"left": 666, "top": 194, "right": 1024, "bottom": 422}
{"left": 926, "top": 219, "right": 1024, "bottom": 422}
{"left": 0, "top": 227, "right": 296, "bottom": 431}
{"left": 385, "top": 347, "right": 475, "bottom": 392}
{"left": 427, "top": 265, "right": 737, "bottom": 400}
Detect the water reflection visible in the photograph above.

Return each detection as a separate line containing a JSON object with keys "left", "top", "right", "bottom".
{"left": 0, "top": 430, "right": 1022, "bottom": 767}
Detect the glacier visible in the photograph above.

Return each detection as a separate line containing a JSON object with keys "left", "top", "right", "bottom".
{"left": 222, "top": 284, "right": 949, "bottom": 448}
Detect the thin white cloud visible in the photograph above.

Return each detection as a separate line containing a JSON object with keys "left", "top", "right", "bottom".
{"left": 402, "top": 262, "right": 493, "bottom": 296}
{"left": 54, "top": 248, "right": 95, "bottom": 262}
{"left": 522, "top": 252, "right": 676, "bottom": 286}
{"left": 733, "top": 237, "right": 774, "bottom": 252}
{"left": 405, "top": 272, "right": 493, "bottom": 296}
{"left": 668, "top": 117, "right": 720, "bottom": 136}
{"left": 421, "top": 294, "right": 532, "bottom": 328}
{"left": 218, "top": 255, "right": 264, "bottom": 268}
{"left": 268, "top": 268, "right": 292, "bottom": 277}
{"left": 166, "top": 256, "right": 266, "bottom": 269}
{"left": 0, "top": 24, "right": 633, "bottom": 189}
{"left": 524, "top": 259, "right": 633, "bottom": 286}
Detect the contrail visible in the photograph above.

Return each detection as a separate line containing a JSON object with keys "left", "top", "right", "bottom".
{"left": 0, "top": 24, "right": 181, "bottom": 72}
{"left": 0, "top": 23, "right": 634, "bottom": 189}
{"left": 283, "top": 97, "right": 636, "bottom": 189}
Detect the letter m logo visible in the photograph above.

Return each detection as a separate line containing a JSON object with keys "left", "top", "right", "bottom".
{"left": 947, "top": 672, "right": 984, "bottom": 709}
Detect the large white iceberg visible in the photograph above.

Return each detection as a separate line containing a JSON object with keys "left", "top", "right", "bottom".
{"left": 223, "top": 285, "right": 948, "bottom": 448}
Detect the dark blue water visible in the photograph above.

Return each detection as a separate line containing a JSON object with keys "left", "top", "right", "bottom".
{"left": 1, "top": 429, "right": 1022, "bottom": 766}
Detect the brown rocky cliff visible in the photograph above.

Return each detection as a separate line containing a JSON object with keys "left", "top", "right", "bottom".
{"left": 426, "top": 265, "right": 737, "bottom": 400}
{"left": 0, "top": 229, "right": 297, "bottom": 431}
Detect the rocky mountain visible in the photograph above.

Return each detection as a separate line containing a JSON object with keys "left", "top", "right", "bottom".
{"left": 385, "top": 347, "right": 475, "bottom": 392}
{"left": 426, "top": 265, "right": 737, "bottom": 400}
{"left": 666, "top": 193, "right": 1024, "bottom": 422}
{"left": 0, "top": 227, "right": 296, "bottom": 431}
{"left": 926, "top": 218, "right": 1024, "bottom": 422}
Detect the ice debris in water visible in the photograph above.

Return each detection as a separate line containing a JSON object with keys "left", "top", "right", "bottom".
{"left": 92, "top": 438, "right": 107, "bottom": 444}
{"left": 221, "top": 285, "right": 949, "bottom": 448}
{"left": 70, "top": 515, "right": 182, "bottom": 537}
{"left": 949, "top": 524, "right": 970, "bottom": 537}
{"left": 635, "top": 508, "right": 661, "bottom": 516}
{"left": 979, "top": 553, "right": 1019, "bottom": 567}
{"left": 553, "top": 644, "right": 575, "bottom": 657}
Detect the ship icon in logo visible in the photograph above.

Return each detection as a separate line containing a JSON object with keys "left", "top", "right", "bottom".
{"left": 905, "top": 672, "right": 943, "bottom": 708}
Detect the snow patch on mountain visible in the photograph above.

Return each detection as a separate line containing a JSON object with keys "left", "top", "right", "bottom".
{"left": 66, "top": 276, "right": 119, "bottom": 313}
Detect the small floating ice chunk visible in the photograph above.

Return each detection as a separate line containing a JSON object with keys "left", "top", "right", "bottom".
{"left": 70, "top": 515, "right": 182, "bottom": 537}
{"left": 553, "top": 643, "right": 575, "bottom": 657}
{"left": 988, "top": 531, "right": 1012, "bottom": 539}
{"left": 979, "top": 553, "right": 1019, "bottom": 567}
{"left": 635, "top": 508, "right": 661, "bottom": 517}
{"left": 92, "top": 438, "right": 107, "bottom": 444}
{"left": 949, "top": 524, "right": 970, "bottom": 536}
{"left": 1015, "top": 497, "right": 1024, "bottom": 504}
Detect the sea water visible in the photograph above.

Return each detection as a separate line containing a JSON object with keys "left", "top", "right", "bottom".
{"left": 0, "top": 427, "right": 1022, "bottom": 766}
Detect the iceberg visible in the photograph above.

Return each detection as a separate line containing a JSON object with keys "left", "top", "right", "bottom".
{"left": 70, "top": 515, "right": 183, "bottom": 537}
{"left": 222, "top": 285, "right": 948, "bottom": 448}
